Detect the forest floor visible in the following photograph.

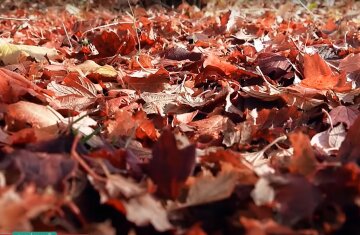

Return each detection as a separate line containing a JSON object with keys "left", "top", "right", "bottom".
{"left": 0, "top": 0, "right": 360, "bottom": 234}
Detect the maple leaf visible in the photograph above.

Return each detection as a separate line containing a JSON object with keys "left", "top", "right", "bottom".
{"left": 300, "top": 53, "right": 351, "bottom": 92}
{"left": 146, "top": 129, "right": 196, "bottom": 199}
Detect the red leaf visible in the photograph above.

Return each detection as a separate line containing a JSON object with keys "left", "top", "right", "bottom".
{"left": 147, "top": 129, "right": 196, "bottom": 199}
{"left": 203, "top": 54, "right": 238, "bottom": 75}
{"left": 339, "top": 53, "right": 360, "bottom": 73}
{"left": 338, "top": 115, "right": 360, "bottom": 164}
{"left": 125, "top": 67, "right": 169, "bottom": 92}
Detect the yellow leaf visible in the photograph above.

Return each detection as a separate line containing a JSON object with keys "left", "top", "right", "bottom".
{"left": 0, "top": 43, "right": 58, "bottom": 65}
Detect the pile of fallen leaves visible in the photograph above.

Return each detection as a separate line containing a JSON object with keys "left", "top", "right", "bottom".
{"left": 0, "top": 0, "right": 360, "bottom": 234}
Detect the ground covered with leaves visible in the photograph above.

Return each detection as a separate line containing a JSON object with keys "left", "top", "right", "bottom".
{"left": 0, "top": 0, "right": 360, "bottom": 234}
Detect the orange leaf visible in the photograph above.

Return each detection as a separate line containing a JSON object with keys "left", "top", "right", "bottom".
{"left": 203, "top": 54, "right": 238, "bottom": 75}
{"left": 301, "top": 53, "right": 351, "bottom": 92}
{"left": 289, "top": 132, "right": 317, "bottom": 176}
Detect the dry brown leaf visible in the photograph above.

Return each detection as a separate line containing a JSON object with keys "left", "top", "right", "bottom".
{"left": 5, "top": 101, "right": 63, "bottom": 131}
{"left": 185, "top": 164, "right": 238, "bottom": 206}
{"left": 123, "top": 194, "right": 172, "bottom": 232}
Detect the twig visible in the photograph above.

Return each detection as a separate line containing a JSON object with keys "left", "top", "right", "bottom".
{"left": 62, "top": 22, "right": 73, "bottom": 50}
{"left": 81, "top": 21, "right": 133, "bottom": 37}
{"left": 135, "top": 55, "right": 153, "bottom": 73}
{"left": 0, "top": 16, "right": 32, "bottom": 21}
{"left": 252, "top": 135, "right": 288, "bottom": 163}
{"left": 322, "top": 108, "right": 334, "bottom": 130}
{"left": 295, "top": 0, "right": 316, "bottom": 18}
{"left": 71, "top": 134, "right": 107, "bottom": 182}
{"left": 127, "top": 0, "right": 141, "bottom": 54}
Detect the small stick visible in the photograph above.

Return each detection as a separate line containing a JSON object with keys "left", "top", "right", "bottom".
{"left": 71, "top": 134, "right": 107, "bottom": 182}
{"left": 322, "top": 108, "right": 334, "bottom": 130}
{"left": 81, "top": 21, "right": 133, "bottom": 37}
{"left": 62, "top": 22, "right": 73, "bottom": 50}
{"left": 0, "top": 16, "right": 32, "bottom": 21}
{"left": 127, "top": 0, "right": 142, "bottom": 54}
{"left": 295, "top": 0, "right": 316, "bottom": 18}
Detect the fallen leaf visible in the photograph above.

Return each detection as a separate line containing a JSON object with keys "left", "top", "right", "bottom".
{"left": 203, "top": 54, "right": 238, "bottom": 75}
{"left": 163, "top": 47, "right": 202, "bottom": 61}
{"left": 328, "top": 124, "right": 347, "bottom": 149}
{"left": 0, "top": 186, "right": 58, "bottom": 231}
{"left": 338, "top": 115, "right": 360, "bottom": 164}
{"left": 251, "top": 177, "right": 275, "bottom": 206}
{"left": 185, "top": 164, "right": 238, "bottom": 206}
{"left": 125, "top": 67, "right": 169, "bottom": 92}
{"left": 270, "top": 174, "right": 321, "bottom": 225}
{"left": 146, "top": 129, "right": 196, "bottom": 199}
{"left": 1, "top": 150, "right": 75, "bottom": 190}
{"left": 5, "top": 101, "right": 63, "bottom": 131}
{"left": 240, "top": 217, "right": 295, "bottom": 235}
{"left": 123, "top": 194, "right": 172, "bottom": 232}
{"left": 0, "top": 43, "right": 58, "bottom": 65}
{"left": 301, "top": 53, "right": 351, "bottom": 92}
{"left": 289, "top": 131, "right": 317, "bottom": 176}
{"left": 339, "top": 53, "right": 360, "bottom": 73}
{"left": 329, "top": 106, "right": 358, "bottom": 128}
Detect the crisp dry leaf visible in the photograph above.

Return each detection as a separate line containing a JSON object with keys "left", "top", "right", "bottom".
{"left": 0, "top": 2, "right": 359, "bottom": 234}
{"left": 5, "top": 101, "right": 63, "bottom": 130}
{"left": 1, "top": 150, "right": 75, "bottom": 190}
{"left": 329, "top": 105, "right": 358, "bottom": 128}
{"left": 105, "top": 174, "right": 144, "bottom": 199}
{"left": 163, "top": 47, "right": 202, "bottom": 61}
{"left": 240, "top": 217, "right": 295, "bottom": 235}
{"left": 301, "top": 53, "right": 351, "bottom": 92}
{"left": 339, "top": 53, "right": 360, "bottom": 73}
{"left": 257, "top": 53, "right": 292, "bottom": 80}
{"left": 203, "top": 54, "right": 238, "bottom": 75}
{"left": 106, "top": 110, "right": 158, "bottom": 140}
{"left": 123, "top": 194, "right": 173, "bottom": 232}
{"left": 0, "top": 68, "right": 46, "bottom": 103}
{"left": 147, "top": 129, "right": 196, "bottom": 199}
{"left": 173, "top": 110, "right": 199, "bottom": 125}
{"left": 271, "top": 174, "right": 321, "bottom": 225}
{"left": 106, "top": 110, "right": 136, "bottom": 138}
{"left": 289, "top": 132, "right": 317, "bottom": 176}
{"left": 75, "top": 60, "right": 101, "bottom": 74}
{"left": 251, "top": 177, "right": 275, "bottom": 206}
{"left": 0, "top": 43, "right": 58, "bottom": 65}
{"left": 0, "top": 186, "right": 57, "bottom": 232}
{"left": 338, "top": 115, "right": 360, "bottom": 164}
{"left": 74, "top": 61, "right": 120, "bottom": 82}
{"left": 89, "top": 65, "right": 118, "bottom": 81}
{"left": 63, "top": 73, "right": 97, "bottom": 98}
{"left": 328, "top": 124, "right": 346, "bottom": 149}
{"left": 125, "top": 67, "right": 169, "bottom": 92}
{"left": 311, "top": 130, "right": 332, "bottom": 154}
{"left": 188, "top": 115, "right": 231, "bottom": 142}
{"left": 185, "top": 164, "right": 238, "bottom": 206}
